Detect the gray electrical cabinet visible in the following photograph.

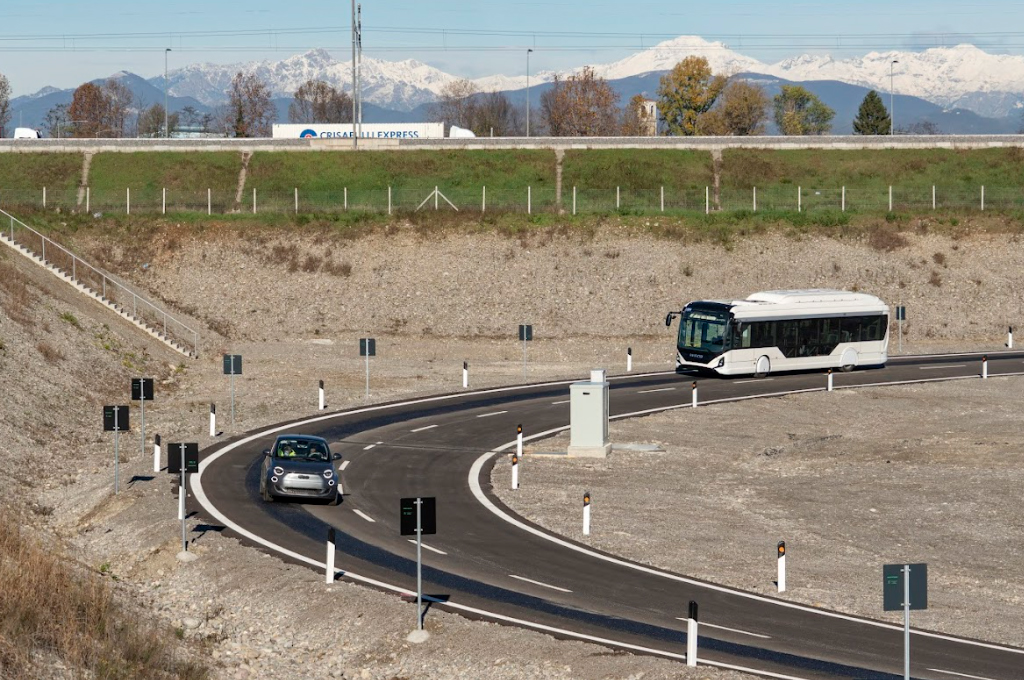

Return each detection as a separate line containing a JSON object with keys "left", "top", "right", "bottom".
{"left": 568, "top": 369, "right": 611, "bottom": 458}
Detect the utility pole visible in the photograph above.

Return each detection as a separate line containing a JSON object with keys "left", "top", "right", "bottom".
{"left": 890, "top": 59, "right": 899, "bottom": 136}
{"left": 526, "top": 48, "right": 533, "bottom": 137}
{"left": 357, "top": 4, "right": 363, "bottom": 139}
{"left": 351, "top": 0, "right": 357, "bottom": 149}
{"left": 164, "top": 48, "right": 172, "bottom": 138}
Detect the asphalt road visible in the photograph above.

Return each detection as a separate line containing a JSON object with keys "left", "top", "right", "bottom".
{"left": 193, "top": 351, "right": 1024, "bottom": 680}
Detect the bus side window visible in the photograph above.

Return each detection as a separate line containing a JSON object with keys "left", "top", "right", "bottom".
{"left": 741, "top": 325, "right": 751, "bottom": 348}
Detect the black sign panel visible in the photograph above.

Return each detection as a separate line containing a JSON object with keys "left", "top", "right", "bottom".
{"left": 359, "top": 338, "right": 376, "bottom": 357}
{"left": 518, "top": 324, "right": 533, "bottom": 341}
{"left": 222, "top": 354, "right": 242, "bottom": 375}
{"left": 400, "top": 497, "right": 436, "bottom": 536}
{"left": 895, "top": 306, "right": 907, "bottom": 321}
{"left": 103, "top": 405, "right": 129, "bottom": 432}
{"left": 131, "top": 378, "right": 154, "bottom": 401}
{"left": 883, "top": 563, "right": 928, "bottom": 611}
{"left": 167, "top": 443, "right": 199, "bottom": 474}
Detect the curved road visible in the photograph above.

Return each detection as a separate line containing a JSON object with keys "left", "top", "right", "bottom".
{"left": 193, "top": 351, "right": 1024, "bottom": 679}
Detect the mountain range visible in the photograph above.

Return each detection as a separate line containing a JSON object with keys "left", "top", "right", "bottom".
{"left": 9, "top": 35, "right": 1024, "bottom": 134}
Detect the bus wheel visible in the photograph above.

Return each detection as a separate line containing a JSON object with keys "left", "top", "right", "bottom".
{"left": 840, "top": 349, "right": 857, "bottom": 372}
{"left": 754, "top": 356, "right": 771, "bottom": 378}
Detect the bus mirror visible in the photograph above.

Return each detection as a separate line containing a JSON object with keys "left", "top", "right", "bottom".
{"left": 665, "top": 313, "right": 673, "bottom": 327}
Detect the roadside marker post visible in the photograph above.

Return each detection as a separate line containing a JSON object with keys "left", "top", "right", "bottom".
{"left": 103, "top": 405, "right": 130, "bottom": 494}
{"left": 1008, "top": 326, "right": 1014, "bottom": 349}
{"left": 517, "top": 424, "right": 523, "bottom": 460}
{"left": 463, "top": 361, "right": 468, "bottom": 389}
{"left": 400, "top": 497, "right": 437, "bottom": 633}
{"left": 777, "top": 541, "right": 787, "bottom": 593}
{"left": 132, "top": 378, "right": 154, "bottom": 472}
{"left": 168, "top": 443, "right": 198, "bottom": 547}
{"left": 222, "top": 354, "right": 242, "bottom": 430}
{"left": 360, "top": 339, "right": 376, "bottom": 398}
{"left": 518, "top": 324, "right": 533, "bottom": 379}
{"left": 582, "top": 491, "right": 591, "bottom": 536}
{"left": 691, "top": 381, "right": 698, "bottom": 409}
{"left": 209, "top": 403, "right": 216, "bottom": 437}
{"left": 153, "top": 433, "right": 161, "bottom": 472}
{"left": 627, "top": 346, "right": 632, "bottom": 372}
{"left": 895, "top": 304, "right": 906, "bottom": 354}
{"left": 827, "top": 369, "right": 833, "bottom": 392}
{"left": 686, "top": 600, "right": 698, "bottom": 667}
{"left": 318, "top": 380, "right": 325, "bottom": 411}
{"left": 982, "top": 355, "right": 988, "bottom": 379}
{"left": 326, "top": 527, "right": 336, "bottom": 584}
{"left": 511, "top": 453, "right": 519, "bottom": 490}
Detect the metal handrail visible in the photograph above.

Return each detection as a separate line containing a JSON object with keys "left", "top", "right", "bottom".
{"left": 1, "top": 207, "right": 199, "bottom": 357}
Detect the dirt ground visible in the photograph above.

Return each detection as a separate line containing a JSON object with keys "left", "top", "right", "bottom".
{"left": 3, "top": 221, "right": 1023, "bottom": 678}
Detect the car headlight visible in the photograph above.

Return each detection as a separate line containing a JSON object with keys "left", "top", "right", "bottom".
{"left": 322, "top": 469, "right": 334, "bottom": 479}
{"left": 273, "top": 466, "right": 284, "bottom": 476}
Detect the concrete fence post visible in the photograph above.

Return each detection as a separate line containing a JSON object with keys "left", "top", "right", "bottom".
{"left": 981, "top": 185, "right": 985, "bottom": 211}
{"left": 932, "top": 185, "right": 936, "bottom": 210}
{"left": 127, "top": 187, "right": 131, "bottom": 215}
{"left": 705, "top": 186, "right": 709, "bottom": 214}
{"left": 752, "top": 186, "right": 756, "bottom": 212}
{"left": 842, "top": 186, "right": 845, "bottom": 212}
{"left": 660, "top": 185, "right": 664, "bottom": 212}
{"left": 253, "top": 188, "right": 256, "bottom": 214}
{"left": 295, "top": 187, "right": 299, "bottom": 214}
{"left": 388, "top": 186, "right": 392, "bottom": 215}
{"left": 208, "top": 188, "right": 211, "bottom": 216}
{"left": 528, "top": 186, "right": 532, "bottom": 214}
{"left": 889, "top": 185, "right": 893, "bottom": 212}
{"left": 573, "top": 186, "right": 577, "bottom": 216}
{"left": 797, "top": 185, "right": 801, "bottom": 212}
{"left": 43, "top": 186, "right": 47, "bottom": 209}
{"left": 482, "top": 185, "right": 486, "bottom": 212}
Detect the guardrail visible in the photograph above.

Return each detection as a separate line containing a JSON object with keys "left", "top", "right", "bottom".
{"left": 0, "top": 207, "right": 199, "bottom": 358}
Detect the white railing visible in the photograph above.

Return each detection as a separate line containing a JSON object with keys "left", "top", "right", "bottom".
{"left": 1, "top": 207, "right": 199, "bottom": 357}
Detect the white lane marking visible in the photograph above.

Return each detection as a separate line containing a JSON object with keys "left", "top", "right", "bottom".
{"left": 736, "top": 378, "right": 773, "bottom": 384}
{"left": 408, "top": 539, "right": 448, "bottom": 555}
{"left": 551, "top": 400, "right": 570, "bottom": 405}
{"left": 920, "top": 364, "right": 966, "bottom": 370}
{"left": 637, "top": 387, "right": 676, "bottom": 394}
{"left": 927, "top": 670, "right": 999, "bottom": 680}
{"left": 410, "top": 424, "right": 438, "bottom": 433}
{"left": 362, "top": 441, "right": 382, "bottom": 450}
{"left": 339, "top": 460, "right": 350, "bottom": 471}
{"left": 508, "top": 574, "right": 572, "bottom": 593}
{"left": 476, "top": 410, "right": 508, "bottom": 418}
{"left": 675, "top": 618, "right": 771, "bottom": 639}
{"left": 352, "top": 509, "right": 376, "bottom": 523}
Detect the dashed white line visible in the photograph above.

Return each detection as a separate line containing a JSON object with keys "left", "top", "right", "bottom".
{"left": 675, "top": 618, "right": 771, "bottom": 639}
{"left": 476, "top": 410, "right": 508, "bottom": 418}
{"left": 637, "top": 387, "right": 676, "bottom": 394}
{"left": 551, "top": 400, "right": 570, "bottom": 405}
{"left": 339, "top": 460, "right": 350, "bottom": 471}
{"left": 920, "top": 364, "right": 966, "bottom": 370}
{"left": 352, "top": 509, "right": 376, "bottom": 523}
{"left": 407, "top": 539, "right": 448, "bottom": 555}
{"left": 736, "top": 378, "right": 773, "bottom": 384}
{"left": 410, "top": 424, "right": 438, "bottom": 433}
{"left": 508, "top": 574, "right": 572, "bottom": 593}
{"left": 927, "top": 669, "right": 998, "bottom": 680}
{"left": 362, "top": 441, "right": 382, "bottom": 451}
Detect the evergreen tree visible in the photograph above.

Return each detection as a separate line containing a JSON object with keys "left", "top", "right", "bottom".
{"left": 853, "top": 90, "right": 891, "bottom": 135}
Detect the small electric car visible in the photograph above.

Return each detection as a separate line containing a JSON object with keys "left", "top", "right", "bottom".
{"left": 259, "top": 434, "right": 342, "bottom": 504}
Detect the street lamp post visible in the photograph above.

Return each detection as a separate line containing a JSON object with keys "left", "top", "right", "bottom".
{"left": 526, "top": 48, "right": 533, "bottom": 137}
{"left": 164, "top": 48, "right": 172, "bottom": 139}
{"left": 890, "top": 59, "right": 898, "bottom": 136}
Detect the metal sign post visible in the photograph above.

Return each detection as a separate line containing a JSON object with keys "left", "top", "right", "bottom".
{"left": 168, "top": 443, "right": 198, "bottom": 550}
{"left": 222, "top": 355, "right": 242, "bottom": 429}
{"left": 883, "top": 562, "right": 928, "bottom": 680}
{"left": 103, "top": 405, "right": 130, "bottom": 494}
{"left": 895, "top": 304, "right": 906, "bottom": 354}
{"left": 400, "top": 496, "right": 436, "bottom": 631}
{"left": 132, "top": 378, "right": 154, "bottom": 471}
{"left": 519, "top": 324, "right": 533, "bottom": 379}
{"left": 360, "top": 338, "right": 376, "bottom": 398}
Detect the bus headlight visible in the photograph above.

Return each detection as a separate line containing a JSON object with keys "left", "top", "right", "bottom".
{"left": 717, "top": 357, "right": 725, "bottom": 368}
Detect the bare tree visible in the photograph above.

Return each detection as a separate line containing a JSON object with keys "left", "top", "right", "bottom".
{"left": 472, "top": 91, "right": 522, "bottom": 136}
{"left": 0, "top": 72, "right": 11, "bottom": 138}
{"left": 103, "top": 78, "right": 134, "bottom": 137}
{"left": 540, "top": 66, "right": 620, "bottom": 137}
{"left": 228, "top": 72, "right": 275, "bottom": 138}
{"left": 44, "top": 103, "right": 70, "bottom": 138}
{"left": 289, "top": 79, "right": 352, "bottom": 124}
{"left": 138, "top": 103, "right": 179, "bottom": 137}
{"left": 429, "top": 79, "right": 480, "bottom": 133}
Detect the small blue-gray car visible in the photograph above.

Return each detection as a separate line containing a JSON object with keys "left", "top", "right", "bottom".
{"left": 259, "top": 434, "right": 342, "bottom": 504}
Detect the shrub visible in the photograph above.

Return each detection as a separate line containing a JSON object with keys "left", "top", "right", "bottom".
{"left": 36, "top": 341, "right": 64, "bottom": 364}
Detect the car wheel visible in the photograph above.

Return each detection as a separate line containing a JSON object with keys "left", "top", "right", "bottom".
{"left": 261, "top": 482, "right": 274, "bottom": 503}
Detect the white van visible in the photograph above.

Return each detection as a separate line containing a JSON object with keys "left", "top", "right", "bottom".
{"left": 13, "top": 128, "right": 41, "bottom": 139}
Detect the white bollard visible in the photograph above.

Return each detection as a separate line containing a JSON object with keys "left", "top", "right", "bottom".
{"left": 626, "top": 347, "right": 632, "bottom": 372}
{"left": 778, "top": 541, "right": 787, "bottom": 593}
{"left": 319, "top": 380, "right": 325, "bottom": 411}
{"left": 582, "top": 491, "right": 591, "bottom": 535}
{"left": 686, "top": 601, "right": 698, "bottom": 667}
{"left": 209, "top": 403, "right": 216, "bottom": 437}
{"left": 463, "top": 361, "right": 468, "bottom": 388}
{"left": 178, "top": 482, "right": 185, "bottom": 521}
{"left": 982, "top": 356, "right": 988, "bottom": 379}
{"left": 827, "top": 369, "right": 833, "bottom": 392}
{"left": 517, "top": 424, "right": 523, "bottom": 460}
{"left": 511, "top": 453, "right": 519, "bottom": 490}
{"left": 691, "top": 381, "right": 698, "bottom": 408}
{"left": 326, "top": 528, "right": 336, "bottom": 584}
{"left": 153, "top": 433, "right": 161, "bottom": 473}
{"left": 1008, "top": 326, "right": 1014, "bottom": 349}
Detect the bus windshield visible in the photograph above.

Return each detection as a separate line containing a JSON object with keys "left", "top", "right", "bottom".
{"left": 679, "top": 308, "right": 730, "bottom": 355}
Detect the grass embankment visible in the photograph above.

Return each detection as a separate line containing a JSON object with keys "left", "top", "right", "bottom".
{"left": 0, "top": 512, "right": 208, "bottom": 679}
{"left": 561, "top": 149, "right": 713, "bottom": 211}
{"left": 88, "top": 152, "right": 242, "bottom": 213}
{"left": 0, "top": 153, "right": 82, "bottom": 210}
{"left": 246, "top": 149, "right": 556, "bottom": 212}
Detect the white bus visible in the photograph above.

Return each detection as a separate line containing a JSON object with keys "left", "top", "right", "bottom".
{"left": 665, "top": 289, "right": 889, "bottom": 377}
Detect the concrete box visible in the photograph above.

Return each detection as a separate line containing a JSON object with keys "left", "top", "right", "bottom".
{"left": 567, "top": 369, "right": 611, "bottom": 458}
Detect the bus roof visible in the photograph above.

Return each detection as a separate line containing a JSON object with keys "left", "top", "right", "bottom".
{"left": 698, "top": 289, "right": 889, "bottom": 320}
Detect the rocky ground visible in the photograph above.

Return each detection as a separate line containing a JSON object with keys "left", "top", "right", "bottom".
{"left": 2, "top": 217, "right": 1022, "bottom": 678}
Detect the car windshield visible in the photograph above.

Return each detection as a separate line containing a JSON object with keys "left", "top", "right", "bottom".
{"left": 274, "top": 438, "right": 329, "bottom": 462}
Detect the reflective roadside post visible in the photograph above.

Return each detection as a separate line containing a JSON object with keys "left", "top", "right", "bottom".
{"left": 360, "top": 338, "right": 376, "bottom": 398}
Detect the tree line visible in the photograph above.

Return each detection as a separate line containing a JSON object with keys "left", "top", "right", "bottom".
{"left": 0, "top": 64, "right": 941, "bottom": 138}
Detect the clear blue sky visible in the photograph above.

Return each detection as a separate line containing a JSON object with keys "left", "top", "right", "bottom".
{"left": 3, "top": 0, "right": 1024, "bottom": 95}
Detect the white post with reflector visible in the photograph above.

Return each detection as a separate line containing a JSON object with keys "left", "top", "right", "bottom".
{"left": 691, "top": 381, "right": 698, "bottom": 409}
{"left": 582, "top": 491, "right": 591, "bottom": 535}
{"left": 153, "top": 433, "right": 161, "bottom": 473}
{"left": 827, "top": 369, "right": 833, "bottom": 392}
{"left": 326, "top": 527, "right": 336, "bottom": 584}
{"left": 318, "top": 380, "right": 325, "bottom": 411}
{"left": 517, "top": 424, "right": 523, "bottom": 459}
{"left": 462, "top": 361, "right": 468, "bottom": 389}
{"left": 982, "top": 355, "right": 988, "bottom": 379}
{"left": 1008, "top": 327, "right": 1014, "bottom": 349}
{"left": 778, "top": 541, "right": 787, "bottom": 593}
{"left": 686, "top": 601, "right": 698, "bottom": 667}
{"left": 511, "top": 452, "right": 519, "bottom": 490}
{"left": 209, "top": 403, "right": 216, "bottom": 437}
{"left": 626, "top": 347, "right": 632, "bottom": 372}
